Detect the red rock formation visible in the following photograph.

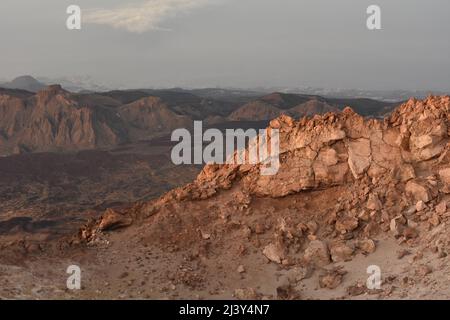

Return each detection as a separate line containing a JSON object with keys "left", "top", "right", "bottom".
{"left": 0, "top": 85, "right": 127, "bottom": 154}
{"left": 80, "top": 96, "right": 450, "bottom": 242}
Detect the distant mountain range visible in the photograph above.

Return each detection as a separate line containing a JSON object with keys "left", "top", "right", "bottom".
{"left": 228, "top": 92, "right": 396, "bottom": 120}
{"left": 0, "top": 76, "right": 47, "bottom": 92}
{"left": 262, "top": 86, "right": 450, "bottom": 103}
{"left": 1, "top": 75, "right": 448, "bottom": 102}
{"left": 0, "top": 79, "right": 401, "bottom": 156}
{"left": 0, "top": 75, "right": 112, "bottom": 93}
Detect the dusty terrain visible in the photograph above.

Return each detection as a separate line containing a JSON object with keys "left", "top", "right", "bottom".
{"left": 2, "top": 95, "right": 450, "bottom": 300}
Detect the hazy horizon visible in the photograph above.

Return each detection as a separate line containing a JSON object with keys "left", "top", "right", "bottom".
{"left": 1, "top": 0, "right": 450, "bottom": 91}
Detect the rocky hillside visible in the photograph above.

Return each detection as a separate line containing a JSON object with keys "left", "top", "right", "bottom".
{"left": 0, "top": 86, "right": 210, "bottom": 155}
{"left": 118, "top": 97, "right": 193, "bottom": 141}
{"left": 88, "top": 95, "right": 450, "bottom": 222}
{"left": 72, "top": 96, "right": 450, "bottom": 299}
{"left": 0, "top": 87, "right": 399, "bottom": 156}
{"left": 228, "top": 100, "right": 284, "bottom": 121}
{"left": 0, "top": 85, "right": 127, "bottom": 155}
{"left": 228, "top": 92, "right": 396, "bottom": 121}
{"left": 0, "top": 85, "right": 255, "bottom": 155}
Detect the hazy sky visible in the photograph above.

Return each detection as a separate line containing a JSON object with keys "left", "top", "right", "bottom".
{"left": 0, "top": 0, "right": 449, "bottom": 90}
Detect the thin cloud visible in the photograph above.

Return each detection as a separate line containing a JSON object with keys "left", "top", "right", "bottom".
{"left": 84, "top": 0, "right": 213, "bottom": 33}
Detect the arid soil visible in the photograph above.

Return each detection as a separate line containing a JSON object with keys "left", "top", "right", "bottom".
{"left": 2, "top": 96, "right": 450, "bottom": 300}
{"left": 0, "top": 139, "right": 201, "bottom": 239}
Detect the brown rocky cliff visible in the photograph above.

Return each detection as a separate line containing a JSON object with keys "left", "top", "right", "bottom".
{"left": 185, "top": 96, "right": 450, "bottom": 197}
{"left": 0, "top": 85, "right": 127, "bottom": 154}
{"left": 75, "top": 96, "right": 450, "bottom": 298}
{"left": 0, "top": 88, "right": 202, "bottom": 155}
{"left": 229, "top": 97, "right": 341, "bottom": 121}
{"left": 118, "top": 96, "right": 192, "bottom": 140}
{"left": 228, "top": 101, "right": 283, "bottom": 121}
{"left": 110, "top": 96, "right": 450, "bottom": 222}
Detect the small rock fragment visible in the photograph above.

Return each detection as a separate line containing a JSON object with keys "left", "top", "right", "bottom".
{"left": 98, "top": 209, "right": 132, "bottom": 231}
{"left": 416, "top": 201, "right": 427, "bottom": 212}
{"left": 330, "top": 241, "right": 354, "bottom": 262}
{"left": 415, "top": 265, "right": 432, "bottom": 277}
{"left": 234, "top": 288, "right": 259, "bottom": 300}
{"left": 403, "top": 227, "right": 419, "bottom": 239}
{"left": 435, "top": 201, "right": 447, "bottom": 214}
{"left": 319, "top": 268, "right": 347, "bottom": 289}
{"left": 303, "top": 240, "right": 331, "bottom": 267}
{"left": 397, "top": 249, "right": 411, "bottom": 259}
{"left": 347, "top": 284, "right": 367, "bottom": 297}
{"left": 335, "top": 216, "right": 359, "bottom": 234}
{"left": 428, "top": 214, "right": 440, "bottom": 227}
{"left": 276, "top": 284, "right": 301, "bottom": 300}
{"left": 357, "top": 239, "right": 377, "bottom": 254}
{"left": 390, "top": 215, "right": 406, "bottom": 236}
{"left": 263, "top": 243, "right": 285, "bottom": 264}
{"left": 366, "top": 194, "right": 382, "bottom": 211}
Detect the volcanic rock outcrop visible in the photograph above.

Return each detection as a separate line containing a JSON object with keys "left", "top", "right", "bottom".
{"left": 0, "top": 86, "right": 399, "bottom": 156}
{"left": 81, "top": 96, "right": 450, "bottom": 259}
{"left": 0, "top": 85, "right": 127, "bottom": 154}
{"left": 6, "top": 96, "right": 450, "bottom": 300}
{"left": 165, "top": 96, "right": 450, "bottom": 200}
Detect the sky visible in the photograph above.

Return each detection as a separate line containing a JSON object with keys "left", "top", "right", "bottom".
{"left": 0, "top": 0, "right": 449, "bottom": 91}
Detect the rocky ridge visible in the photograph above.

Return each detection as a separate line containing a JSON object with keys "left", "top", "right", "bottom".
{"left": 79, "top": 97, "right": 450, "bottom": 298}
{"left": 3, "top": 96, "right": 450, "bottom": 299}
{"left": 143, "top": 95, "right": 450, "bottom": 202}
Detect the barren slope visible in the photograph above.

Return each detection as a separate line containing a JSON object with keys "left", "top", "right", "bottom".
{"left": 2, "top": 96, "right": 450, "bottom": 300}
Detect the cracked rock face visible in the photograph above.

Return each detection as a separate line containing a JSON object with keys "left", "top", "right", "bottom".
{"left": 77, "top": 97, "right": 450, "bottom": 243}
{"left": 173, "top": 96, "right": 450, "bottom": 200}
{"left": 80, "top": 96, "right": 450, "bottom": 256}
{"left": 68, "top": 96, "right": 450, "bottom": 300}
